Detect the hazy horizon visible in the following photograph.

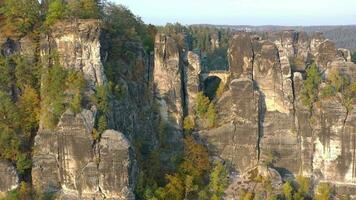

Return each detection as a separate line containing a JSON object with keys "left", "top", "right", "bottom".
{"left": 115, "top": 0, "right": 356, "bottom": 26}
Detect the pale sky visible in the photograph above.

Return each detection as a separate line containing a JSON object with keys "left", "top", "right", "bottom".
{"left": 114, "top": 0, "right": 356, "bottom": 26}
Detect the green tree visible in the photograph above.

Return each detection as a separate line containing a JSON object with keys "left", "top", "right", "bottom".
{"left": 67, "top": 0, "right": 101, "bottom": 19}
{"left": 80, "top": 0, "right": 101, "bottom": 19}
{"left": 209, "top": 161, "right": 229, "bottom": 200}
{"left": 91, "top": 85, "right": 110, "bottom": 114}
{"left": 2, "top": 189, "right": 20, "bottom": 200}
{"left": 41, "top": 63, "right": 68, "bottom": 129}
{"left": 0, "top": 91, "right": 21, "bottom": 160}
{"left": 196, "top": 92, "right": 210, "bottom": 118}
{"left": 206, "top": 103, "right": 217, "bottom": 128}
{"left": 17, "top": 85, "right": 40, "bottom": 137}
{"left": 16, "top": 153, "right": 32, "bottom": 174}
{"left": 301, "top": 63, "right": 322, "bottom": 110}
{"left": 0, "top": 55, "right": 12, "bottom": 92}
{"left": 45, "top": 0, "right": 67, "bottom": 26}
{"left": 1, "top": 0, "right": 40, "bottom": 34}
{"left": 66, "top": 70, "right": 86, "bottom": 114}
{"left": 14, "top": 55, "right": 40, "bottom": 90}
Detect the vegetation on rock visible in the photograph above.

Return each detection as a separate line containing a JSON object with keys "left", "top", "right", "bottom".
{"left": 301, "top": 63, "right": 322, "bottom": 110}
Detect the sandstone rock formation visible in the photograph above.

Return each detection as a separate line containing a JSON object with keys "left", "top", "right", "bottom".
{"left": 40, "top": 20, "right": 106, "bottom": 90}
{"left": 188, "top": 31, "right": 356, "bottom": 198}
{"left": 186, "top": 51, "right": 202, "bottom": 115}
{"left": 154, "top": 34, "right": 185, "bottom": 128}
{"left": 32, "top": 20, "right": 136, "bottom": 199}
{"left": 0, "top": 161, "right": 19, "bottom": 197}
{"left": 33, "top": 110, "right": 135, "bottom": 199}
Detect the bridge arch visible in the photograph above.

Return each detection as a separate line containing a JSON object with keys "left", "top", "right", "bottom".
{"left": 200, "top": 70, "right": 230, "bottom": 100}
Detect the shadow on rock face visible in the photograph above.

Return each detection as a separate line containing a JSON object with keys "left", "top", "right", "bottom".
{"left": 203, "top": 76, "right": 222, "bottom": 100}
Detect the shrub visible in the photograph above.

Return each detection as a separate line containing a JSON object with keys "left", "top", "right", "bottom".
{"left": 295, "top": 176, "right": 311, "bottom": 200}
{"left": 41, "top": 63, "right": 68, "bottom": 129}
{"left": 215, "top": 81, "right": 225, "bottom": 99}
{"left": 16, "top": 153, "right": 32, "bottom": 174}
{"left": 183, "top": 115, "right": 195, "bottom": 133}
{"left": 66, "top": 70, "right": 86, "bottom": 114}
{"left": 91, "top": 85, "right": 110, "bottom": 114}
{"left": 206, "top": 103, "right": 217, "bottom": 128}
{"left": 283, "top": 181, "right": 294, "bottom": 200}
{"left": 2, "top": 189, "right": 20, "bottom": 200}
{"left": 321, "top": 85, "right": 336, "bottom": 98}
{"left": 315, "top": 183, "right": 333, "bottom": 200}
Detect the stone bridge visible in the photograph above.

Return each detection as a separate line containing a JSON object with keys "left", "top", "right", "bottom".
{"left": 200, "top": 70, "right": 230, "bottom": 85}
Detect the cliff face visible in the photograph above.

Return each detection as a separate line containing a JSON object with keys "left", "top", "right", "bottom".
{"left": 1, "top": 18, "right": 356, "bottom": 199}
{"left": 32, "top": 20, "right": 136, "bottom": 200}
{"left": 154, "top": 30, "right": 356, "bottom": 198}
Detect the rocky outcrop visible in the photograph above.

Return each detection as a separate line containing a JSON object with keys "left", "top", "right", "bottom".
{"left": 188, "top": 31, "right": 356, "bottom": 198}
{"left": 200, "top": 78, "right": 260, "bottom": 172}
{"left": 154, "top": 34, "right": 186, "bottom": 128}
{"left": 32, "top": 20, "right": 137, "bottom": 199}
{"left": 228, "top": 33, "right": 254, "bottom": 79}
{"left": 0, "top": 161, "right": 19, "bottom": 197}
{"left": 41, "top": 20, "right": 106, "bottom": 90}
{"left": 33, "top": 110, "right": 135, "bottom": 199}
{"left": 186, "top": 51, "right": 201, "bottom": 115}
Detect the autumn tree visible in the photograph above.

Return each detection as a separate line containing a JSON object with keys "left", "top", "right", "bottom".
{"left": 1, "top": 0, "right": 40, "bottom": 34}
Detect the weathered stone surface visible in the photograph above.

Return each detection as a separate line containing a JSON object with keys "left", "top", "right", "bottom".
{"left": 253, "top": 40, "right": 293, "bottom": 114}
{"left": 338, "top": 48, "right": 352, "bottom": 62}
{"left": 0, "top": 161, "right": 19, "bottom": 197}
{"left": 315, "top": 40, "right": 338, "bottom": 71}
{"left": 41, "top": 20, "right": 106, "bottom": 90}
{"left": 228, "top": 32, "right": 254, "bottom": 78}
{"left": 200, "top": 78, "right": 260, "bottom": 173}
{"left": 33, "top": 110, "right": 135, "bottom": 199}
{"left": 310, "top": 32, "right": 326, "bottom": 57}
{"left": 225, "top": 164, "right": 282, "bottom": 200}
{"left": 185, "top": 51, "right": 201, "bottom": 115}
{"left": 210, "top": 33, "right": 220, "bottom": 50}
{"left": 98, "top": 130, "right": 136, "bottom": 200}
{"left": 154, "top": 34, "right": 185, "bottom": 128}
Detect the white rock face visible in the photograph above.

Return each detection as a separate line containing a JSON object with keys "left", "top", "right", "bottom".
{"left": 154, "top": 34, "right": 184, "bottom": 128}
{"left": 338, "top": 48, "right": 352, "bottom": 62}
{"left": 42, "top": 20, "right": 106, "bottom": 90}
{"left": 186, "top": 51, "right": 202, "bottom": 115}
{"left": 33, "top": 110, "right": 136, "bottom": 200}
{"left": 98, "top": 130, "right": 135, "bottom": 200}
{"left": 0, "top": 161, "right": 19, "bottom": 197}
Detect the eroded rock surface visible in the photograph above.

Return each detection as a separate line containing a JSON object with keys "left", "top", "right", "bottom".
{"left": 0, "top": 161, "right": 19, "bottom": 197}
{"left": 33, "top": 110, "right": 135, "bottom": 199}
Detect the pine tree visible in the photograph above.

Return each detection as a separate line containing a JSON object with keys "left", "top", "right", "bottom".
{"left": 209, "top": 161, "right": 229, "bottom": 200}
